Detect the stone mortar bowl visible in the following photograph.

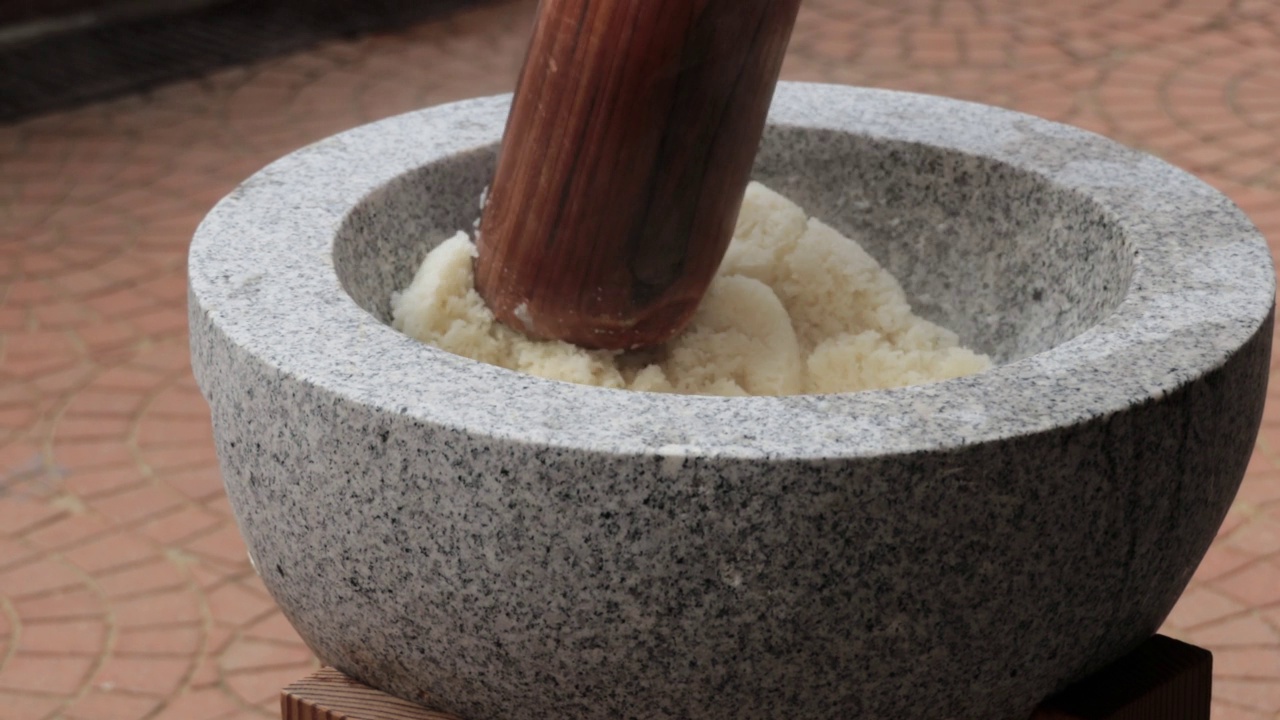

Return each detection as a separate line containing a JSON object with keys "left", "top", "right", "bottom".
{"left": 189, "top": 83, "right": 1274, "bottom": 720}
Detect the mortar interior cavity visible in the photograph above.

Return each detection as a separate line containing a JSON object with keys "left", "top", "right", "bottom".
{"left": 334, "top": 126, "right": 1132, "bottom": 364}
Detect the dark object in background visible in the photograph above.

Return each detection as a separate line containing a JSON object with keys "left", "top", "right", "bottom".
{"left": 0, "top": 0, "right": 144, "bottom": 26}
{"left": 0, "top": 0, "right": 485, "bottom": 123}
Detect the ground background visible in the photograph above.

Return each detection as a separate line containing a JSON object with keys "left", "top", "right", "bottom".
{"left": 3, "top": 0, "right": 1280, "bottom": 718}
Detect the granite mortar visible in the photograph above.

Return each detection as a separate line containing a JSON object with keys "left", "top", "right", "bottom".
{"left": 189, "top": 83, "right": 1275, "bottom": 720}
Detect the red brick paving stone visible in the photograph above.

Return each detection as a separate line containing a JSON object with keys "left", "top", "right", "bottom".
{"left": 59, "top": 525, "right": 156, "bottom": 573}
{"left": 20, "top": 513, "right": 114, "bottom": 553}
{"left": 1260, "top": 502, "right": 1280, "bottom": 528}
{"left": 0, "top": 556, "right": 86, "bottom": 599}
{"left": 61, "top": 387, "right": 150, "bottom": 420}
{"left": 30, "top": 363, "right": 98, "bottom": 397}
{"left": 1221, "top": 155, "right": 1278, "bottom": 184}
{"left": 139, "top": 443, "right": 219, "bottom": 475}
{"left": 145, "top": 385, "right": 209, "bottom": 419}
{"left": 133, "top": 274, "right": 190, "bottom": 309}
{"left": 205, "top": 580, "right": 281, "bottom": 628}
{"left": 31, "top": 299, "right": 95, "bottom": 331}
{"left": 136, "top": 414, "right": 215, "bottom": 449}
{"left": 242, "top": 610, "right": 306, "bottom": 646}
{"left": 188, "top": 564, "right": 248, "bottom": 599}
{"left": 95, "top": 557, "right": 189, "bottom": 599}
{"left": 53, "top": 413, "right": 135, "bottom": 443}
{"left": 0, "top": 307, "right": 26, "bottom": 333}
{"left": 54, "top": 258, "right": 154, "bottom": 301}
{"left": 1258, "top": 603, "right": 1280, "bottom": 634}
{"left": 1163, "top": 585, "right": 1249, "bottom": 630}
{"left": 102, "top": 194, "right": 188, "bottom": 230}
{"left": 90, "top": 365, "right": 169, "bottom": 392}
{"left": 133, "top": 213, "right": 204, "bottom": 247}
{"left": 0, "top": 406, "right": 38, "bottom": 442}
{"left": 62, "top": 688, "right": 163, "bottom": 720}
{"left": 0, "top": 652, "right": 96, "bottom": 694}
{"left": 4, "top": 0, "right": 1280, "bottom": 716}
{"left": 90, "top": 483, "right": 187, "bottom": 526}
{"left": 2, "top": 329, "right": 78, "bottom": 367}
{"left": 96, "top": 344, "right": 151, "bottom": 374}
{"left": 0, "top": 380, "right": 39, "bottom": 413}
{"left": 183, "top": 523, "right": 253, "bottom": 569}
{"left": 1225, "top": 517, "right": 1280, "bottom": 556}
{"left": 226, "top": 661, "right": 320, "bottom": 707}
{"left": 225, "top": 83, "right": 304, "bottom": 131}
{"left": 60, "top": 465, "right": 149, "bottom": 501}
{"left": 219, "top": 636, "right": 315, "bottom": 673}
{"left": 0, "top": 499, "right": 67, "bottom": 537}
{"left": 11, "top": 586, "right": 103, "bottom": 623}
{"left": 15, "top": 618, "right": 108, "bottom": 655}
{"left": 1214, "top": 560, "right": 1280, "bottom": 608}
{"left": 161, "top": 465, "right": 231, "bottom": 503}
{"left": 1214, "top": 646, "right": 1280, "bottom": 680}
{"left": 0, "top": 440, "right": 42, "bottom": 478}
{"left": 1215, "top": 678, "right": 1280, "bottom": 714}
{"left": 1208, "top": 702, "right": 1272, "bottom": 720}
{"left": 148, "top": 686, "right": 250, "bottom": 720}
{"left": 113, "top": 623, "right": 203, "bottom": 657}
{"left": 50, "top": 437, "right": 137, "bottom": 474}
{"left": 1244, "top": 445, "right": 1275, "bottom": 475}
{"left": 1172, "top": 143, "right": 1240, "bottom": 175}
{"left": 91, "top": 653, "right": 192, "bottom": 696}
{"left": 1185, "top": 612, "right": 1280, "bottom": 648}
{"left": 2, "top": 280, "right": 60, "bottom": 307}
{"left": 1253, "top": 424, "right": 1280, "bottom": 463}
{"left": 255, "top": 697, "right": 282, "bottom": 717}
{"left": 126, "top": 306, "right": 193, "bottom": 338}
{"left": 0, "top": 537, "right": 35, "bottom": 573}
{"left": 88, "top": 287, "right": 163, "bottom": 322}
{"left": 184, "top": 655, "right": 224, "bottom": 691}
{"left": 136, "top": 504, "right": 225, "bottom": 546}
{"left": 204, "top": 622, "right": 239, "bottom": 660}
{"left": 113, "top": 589, "right": 202, "bottom": 628}
{"left": 199, "top": 493, "right": 236, "bottom": 521}
{"left": 73, "top": 321, "right": 145, "bottom": 358}
{"left": 0, "top": 691, "right": 65, "bottom": 720}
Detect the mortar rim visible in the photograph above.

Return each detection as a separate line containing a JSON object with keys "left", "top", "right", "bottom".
{"left": 188, "top": 82, "right": 1275, "bottom": 460}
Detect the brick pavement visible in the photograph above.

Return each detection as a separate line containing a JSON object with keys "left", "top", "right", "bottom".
{"left": 2, "top": 0, "right": 1279, "bottom": 718}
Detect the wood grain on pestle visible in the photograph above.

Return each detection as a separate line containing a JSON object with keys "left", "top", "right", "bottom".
{"left": 475, "top": 0, "right": 802, "bottom": 350}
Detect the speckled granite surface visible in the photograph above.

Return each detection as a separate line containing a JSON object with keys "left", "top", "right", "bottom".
{"left": 188, "top": 84, "right": 1274, "bottom": 720}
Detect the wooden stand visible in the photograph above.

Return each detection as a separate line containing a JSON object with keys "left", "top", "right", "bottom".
{"left": 1032, "top": 636, "right": 1211, "bottom": 720}
{"left": 281, "top": 635, "right": 1210, "bottom": 720}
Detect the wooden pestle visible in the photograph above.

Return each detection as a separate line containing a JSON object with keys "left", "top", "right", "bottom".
{"left": 475, "top": 0, "right": 803, "bottom": 350}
